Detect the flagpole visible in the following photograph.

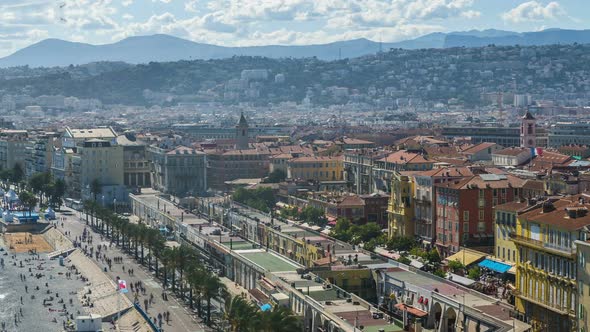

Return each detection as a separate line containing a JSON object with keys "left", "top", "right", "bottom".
{"left": 117, "top": 286, "right": 121, "bottom": 328}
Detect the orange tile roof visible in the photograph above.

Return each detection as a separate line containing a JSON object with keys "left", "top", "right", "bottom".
{"left": 416, "top": 167, "right": 474, "bottom": 178}
{"left": 494, "top": 201, "right": 528, "bottom": 212}
{"left": 289, "top": 156, "right": 342, "bottom": 163}
{"left": 436, "top": 174, "right": 525, "bottom": 190}
{"left": 493, "top": 147, "right": 530, "bottom": 156}
{"left": 379, "top": 150, "right": 432, "bottom": 164}
{"left": 520, "top": 195, "right": 590, "bottom": 230}
{"left": 462, "top": 142, "right": 497, "bottom": 154}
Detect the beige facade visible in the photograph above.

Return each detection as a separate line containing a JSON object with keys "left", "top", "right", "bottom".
{"left": 577, "top": 240, "right": 590, "bottom": 332}
{"left": 0, "top": 130, "right": 29, "bottom": 171}
{"left": 77, "top": 139, "right": 124, "bottom": 199}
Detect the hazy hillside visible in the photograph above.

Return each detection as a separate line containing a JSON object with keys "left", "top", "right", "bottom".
{"left": 2, "top": 29, "right": 590, "bottom": 68}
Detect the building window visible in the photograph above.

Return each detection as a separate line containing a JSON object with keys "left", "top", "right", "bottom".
{"left": 479, "top": 210, "right": 485, "bottom": 221}
{"left": 463, "top": 211, "right": 469, "bottom": 221}
{"left": 478, "top": 222, "right": 485, "bottom": 232}
{"left": 463, "top": 222, "right": 469, "bottom": 232}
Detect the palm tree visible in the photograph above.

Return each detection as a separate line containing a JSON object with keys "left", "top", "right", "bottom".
{"left": 89, "top": 178, "right": 101, "bottom": 202}
{"left": 186, "top": 265, "right": 207, "bottom": 313}
{"left": 19, "top": 191, "right": 38, "bottom": 217}
{"left": 161, "top": 247, "right": 177, "bottom": 290}
{"left": 150, "top": 234, "right": 166, "bottom": 277}
{"left": 258, "top": 305, "right": 301, "bottom": 332}
{"left": 223, "top": 296, "right": 258, "bottom": 332}
{"left": 202, "top": 274, "right": 227, "bottom": 326}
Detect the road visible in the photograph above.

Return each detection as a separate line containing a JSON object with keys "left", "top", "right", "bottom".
{"left": 55, "top": 207, "right": 206, "bottom": 332}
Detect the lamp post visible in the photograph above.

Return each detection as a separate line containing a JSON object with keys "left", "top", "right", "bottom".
{"left": 113, "top": 198, "right": 117, "bottom": 214}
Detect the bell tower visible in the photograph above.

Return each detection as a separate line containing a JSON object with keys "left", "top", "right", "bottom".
{"left": 235, "top": 112, "right": 249, "bottom": 150}
{"left": 520, "top": 110, "right": 536, "bottom": 148}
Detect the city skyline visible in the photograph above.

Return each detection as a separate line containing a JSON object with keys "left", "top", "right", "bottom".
{"left": 0, "top": 0, "right": 588, "bottom": 57}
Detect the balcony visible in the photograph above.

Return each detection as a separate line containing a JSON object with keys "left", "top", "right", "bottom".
{"left": 516, "top": 291, "right": 575, "bottom": 317}
{"left": 510, "top": 234, "right": 575, "bottom": 257}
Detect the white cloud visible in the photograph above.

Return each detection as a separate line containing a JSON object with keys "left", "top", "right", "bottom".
{"left": 461, "top": 10, "right": 481, "bottom": 19}
{"left": 122, "top": 0, "right": 133, "bottom": 6}
{"left": 502, "top": 1, "right": 566, "bottom": 23}
{"left": 113, "top": 12, "right": 190, "bottom": 40}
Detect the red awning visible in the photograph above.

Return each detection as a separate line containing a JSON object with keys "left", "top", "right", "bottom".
{"left": 394, "top": 303, "right": 428, "bottom": 318}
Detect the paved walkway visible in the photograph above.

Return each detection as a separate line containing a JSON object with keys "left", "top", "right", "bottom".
{"left": 55, "top": 208, "right": 206, "bottom": 332}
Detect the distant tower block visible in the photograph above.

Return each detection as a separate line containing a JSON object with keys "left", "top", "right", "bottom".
{"left": 235, "top": 112, "right": 249, "bottom": 150}
{"left": 520, "top": 110, "right": 536, "bottom": 148}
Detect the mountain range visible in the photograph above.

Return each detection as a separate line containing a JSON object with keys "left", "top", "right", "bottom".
{"left": 2, "top": 28, "right": 590, "bottom": 68}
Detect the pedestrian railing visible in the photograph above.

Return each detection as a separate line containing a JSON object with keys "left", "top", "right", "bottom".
{"left": 134, "top": 302, "right": 162, "bottom": 332}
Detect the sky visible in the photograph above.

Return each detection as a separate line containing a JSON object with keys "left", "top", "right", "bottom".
{"left": 0, "top": 0, "right": 588, "bottom": 57}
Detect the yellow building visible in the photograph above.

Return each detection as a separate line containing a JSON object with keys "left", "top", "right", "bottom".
{"left": 388, "top": 171, "right": 415, "bottom": 238}
{"left": 494, "top": 201, "right": 527, "bottom": 264}
{"left": 512, "top": 196, "right": 590, "bottom": 332}
{"left": 261, "top": 224, "right": 324, "bottom": 267}
{"left": 314, "top": 267, "right": 377, "bottom": 302}
{"left": 577, "top": 239, "right": 590, "bottom": 332}
{"left": 287, "top": 156, "right": 343, "bottom": 182}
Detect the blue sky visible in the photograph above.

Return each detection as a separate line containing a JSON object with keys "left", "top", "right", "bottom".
{"left": 0, "top": 0, "right": 588, "bottom": 57}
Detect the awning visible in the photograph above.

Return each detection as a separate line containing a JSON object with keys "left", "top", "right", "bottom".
{"left": 445, "top": 249, "right": 486, "bottom": 266}
{"left": 447, "top": 273, "right": 475, "bottom": 287}
{"left": 410, "top": 260, "right": 424, "bottom": 269}
{"left": 394, "top": 303, "right": 428, "bottom": 318}
{"left": 478, "top": 258, "right": 512, "bottom": 274}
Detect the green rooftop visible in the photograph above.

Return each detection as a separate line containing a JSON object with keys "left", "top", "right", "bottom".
{"left": 241, "top": 252, "right": 298, "bottom": 272}
{"left": 362, "top": 324, "right": 403, "bottom": 332}
{"left": 223, "top": 241, "right": 256, "bottom": 250}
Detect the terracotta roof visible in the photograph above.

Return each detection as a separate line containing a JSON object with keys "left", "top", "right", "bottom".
{"left": 423, "top": 145, "right": 463, "bottom": 158}
{"left": 432, "top": 157, "right": 471, "bottom": 166}
{"left": 559, "top": 144, "right": 590, "bottom": 152}
{"left": 416, "top": 167, "right": 473, "bottom": 178}
{"left": 379, "top": 150, "right": 432, "bottom": 164}
{"left": 520, "top": 195, "right": 590, "bottom": 231}
{"left": 494, "top": 201, "right": 528, "bottom": 213}
{"left": 337, "top": 195, "right": 365, "bottom": 207}
{"left": 337, "top": 138, "right": 374, "bottom": 145}
{"left": 289, "top": 156, "right": 341, "bottom": 163}
{"left": 533, "top": 151, "right": 571, "bottom": 165}
{"left": 462, "top": 142, "right": 497, "bottom": 154}
{"left": 435, "top": 174, "right": 525, "bottom": 190}
{"left": 493, "top": 147, "right": 530, "bottom": 157}
{"left": 523, "top": 179, "right": 545, "bottom": 191}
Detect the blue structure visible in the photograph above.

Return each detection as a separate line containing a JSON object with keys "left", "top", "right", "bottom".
{"left": 478, "top": 259, "right": 511, "bottom": 274}
{"left": 45, "top": 208, "right": 56, "bottom": 220}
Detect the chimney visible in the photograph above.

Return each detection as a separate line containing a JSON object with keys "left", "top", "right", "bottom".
{"left": 542, "top": 201, "right": 555, "bottom": 213}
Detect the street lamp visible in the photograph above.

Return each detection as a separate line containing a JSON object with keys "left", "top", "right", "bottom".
{"left": 113, "top": 198, "right": 117, "bottom": 214}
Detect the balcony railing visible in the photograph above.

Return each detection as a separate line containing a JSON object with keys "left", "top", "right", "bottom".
{"left": 510, "top": 233, "right": 574, "bottom": 256}
{"left": 516, "top": 292, "right": 575, "bottom": 317}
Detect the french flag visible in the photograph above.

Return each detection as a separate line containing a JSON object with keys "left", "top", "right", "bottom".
{"left": 531, "top": 147, "right": 543, "bottom": 157}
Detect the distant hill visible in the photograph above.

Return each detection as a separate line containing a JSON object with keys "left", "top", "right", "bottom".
{"left": 443, "top": 29, "right": 590, "bottom": 48}
{"left": 1, "top": 28, "right": 590, "bottom": 68}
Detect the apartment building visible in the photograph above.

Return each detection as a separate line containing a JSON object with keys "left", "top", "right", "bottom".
{"left": 512, "top": 196, "right": 590, "bottom": 331}
{"left": 287, "top": 156, "right": 343, "bottom": 182}
{"left": 149, "top": 145, "right": 207, "bottom": 197}
{"left": 493, "top": 201, "right": 527, "bottom": 264}
{"left": 434, "top": 174, "right": 524, "bottom": 257}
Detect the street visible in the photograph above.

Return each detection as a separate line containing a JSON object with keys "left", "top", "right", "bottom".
{"left": 55, "top": 207, "right": 206, "bottom": 332}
